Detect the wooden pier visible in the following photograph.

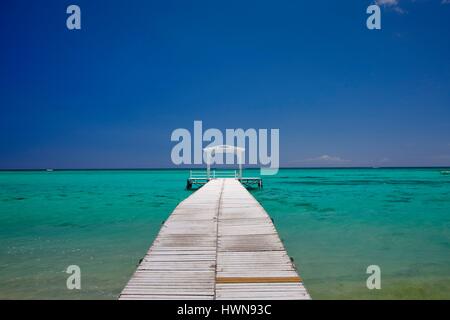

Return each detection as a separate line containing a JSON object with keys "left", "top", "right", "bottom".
{"left": 119, "top": 178, "right": 310, "bottom": 300}
{"left": 187, "top": 170, "right": 262, "bottom": 189}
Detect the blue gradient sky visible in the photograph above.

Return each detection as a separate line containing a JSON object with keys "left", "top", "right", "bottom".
{"left": 1, "top": 0, "right": 449, "bottom": 168}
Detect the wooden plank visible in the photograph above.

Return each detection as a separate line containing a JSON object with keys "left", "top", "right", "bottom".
{"left": 119, "top": 178, "right": 310, "bottom": 300}
{"left": 216, "top": 277, "right": 302, "bottom": 284}
{"left": 119, "top": 179, "right": 222, "bottom": 300}
{"left": 215, "top": 179, "right": 310, "bottom": 300}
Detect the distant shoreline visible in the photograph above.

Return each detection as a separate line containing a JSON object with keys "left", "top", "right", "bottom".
{"left": 1, "top": 166, "right": 449, "bottom": 172}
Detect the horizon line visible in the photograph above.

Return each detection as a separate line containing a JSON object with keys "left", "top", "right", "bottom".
{"left": 0, "top": 166, "right": 449, "bottom": 171}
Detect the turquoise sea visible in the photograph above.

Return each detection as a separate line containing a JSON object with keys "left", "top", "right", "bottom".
{"left": 0, "top": 168, "right": 449, "bottom": 299}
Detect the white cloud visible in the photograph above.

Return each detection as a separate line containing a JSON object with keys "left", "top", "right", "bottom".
{"left": 375, "top": 0, "right": 405, "bottom": 14}
{"left": 393, "top": 6, "right": 406, "bottom": 14}
{"left": 376, "top": 0, "right": 399, "bottom": 5}
{"left": 304, "top": 155, "right": 351, "bottom": 163}
{"left": 375, "top": 0, "right": 450, "bottom": 11}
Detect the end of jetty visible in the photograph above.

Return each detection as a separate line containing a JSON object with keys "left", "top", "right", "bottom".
{"left": 187, "top": 169, "right": 262, "bottom": 190}
{"left": 186, "top": 145, "right": 262, "bottom": 190}
{"left": 119, "top": 178, "right": 310, "bottom": 300}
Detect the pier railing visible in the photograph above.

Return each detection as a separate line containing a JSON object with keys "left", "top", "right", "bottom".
{"left": 187, "top": 170, "right": 262, "bottom": 189}
{"left": 189, "top": 170, "right": 238, "bottom": 179}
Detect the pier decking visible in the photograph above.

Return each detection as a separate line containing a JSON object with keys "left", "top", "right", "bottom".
{"left": 119, "top": 178, "right": 310, "bottom": 300}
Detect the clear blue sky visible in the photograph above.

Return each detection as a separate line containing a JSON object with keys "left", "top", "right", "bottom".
{"left": 1, "top": 0, "right": 449, "bottom": 168}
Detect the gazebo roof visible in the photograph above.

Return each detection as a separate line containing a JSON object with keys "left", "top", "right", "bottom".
{"left": 203, "top": 145, "right": 245, "bottom": 154}
{"left": 203, "top": 145, "right": 244, "bottom": 177}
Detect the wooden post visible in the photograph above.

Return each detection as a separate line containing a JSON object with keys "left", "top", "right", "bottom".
{"left": 206, "top": 155, "right": 211, "bottom": 180}
{"left": 238, "top": 151, "right": 243, "bottom": 178}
